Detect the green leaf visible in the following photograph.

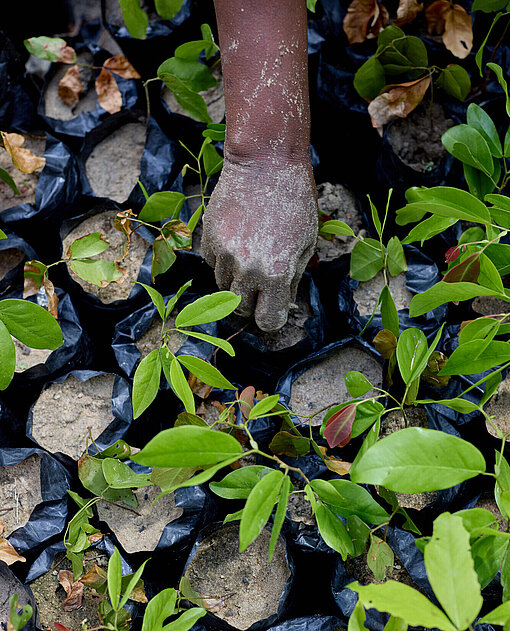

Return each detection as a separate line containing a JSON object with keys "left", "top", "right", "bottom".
{"left": 377, "top": 25, "right": 405, "bottom": 48}
{"left": 345, "top": 371, "right": 373, "bottom": 398}
{"left": 0, "top": 229, "right": 6, "bottom": 240}
{"left": 351, "top": 400, "right": 385, "bottom": 439}
{"left": 188, "top": 204, "right": 204, "bottom": 233}
{"left": 181, "top": 330, "right": 235, "bottom": 357}
{"left": 307, "top": 0, "right": 318, "bottom": 11}
{"left": 349, "top": 581, "right": 456, "bottom": 631}
{"left": 177, "top": 354, "right": 236, "bottom": 390}
{"left": 384, "top": 616, "right": 408, "bottom": 631}
{"left": 310, "top": 478, "right": 389, "bottom": 525}
{"left": 467, "top": 103, "right": 503, "bottom": 157}
{"left": 239, "top": 470, "right": 284, "bottom": 552}
{"left": 464, "top": 163, "right": 496, "bottom": 200}
{"left": 314, "top": 501, "right": 354, "bottom": 560}
{"left": 472, "top": 533, "right": 508, "bottom": 589}
{"left": 346, "top": 515, "right": 371, "bottom": 557}
{"left": 269, "top": 431, "right": 310, "bottom": 458}
{"left": 141, "top": 588, "right": 177, "bottom": 631}
{"left": 176, "top": 291, "right": 241, "bottom": 327}
{"left": 424, "top": 513, "right": 482, "bottom": 630}
{"left": 485, "top": 243, "right": 510, "bottom": 276}
{"left": 137, "top": 283, "right": 165, "bottom": 320}
{"left": 386, "top": 237, "right": 407, "bottom": 276}
{"left": 158, "top": 73, "right": 212, "bottom": 123}
{"left": 248, "top": 394, "right": 280, "bottom": 420}
{"left": 0, "top": 168, "right": 20, "bottom": 195}
{"left": 348, "top": 600, "right": 367, "bottom": 631}
{"left": 442, "top": 125, "right": 494, "bottom": 176}
{"left": 269, "top": 476, "right": 291, "bottom": 561}
{"left": 202, "top": 123, "right": 226, "bottom": 141}
{"left": 172, "top": 454, "right": 244, "bottom": 491}
{"left": 154, "top": 0, "right": 184, "bottom": 20}
{"left": 319, "top": 220, "right": 356, "bottom": 238}
{"left": 436, "top": 64, "right": 471, "bottom": 101}
{"left": 396, "top": 328, "right": 428, "bottom": 385}
{"left": 418, "top": 397, "right": 479, "bottom": 413}
{"left": 139, "top": 192, "right": 186, "bottom": 222}
{"left": 481, "top": 601, "right": 510, "bottom": 626}
{"left": 439, "top": 340, "right": 510, "bottom": 375}
{"left": 158, "top": 57, "right": 216, "bottom": 93}
{"left": 78, "top": 455, "right": 137, "bottom": 506}
{"left": 210, "top": 466, "right": 275, "bottom": 499}
{"left": 163, "top": 280, "right": 192, "bottom": 321}
{"left": 119, "top": 559, "right": 149, "bottom": 610}
{"left": 487, "top": 193, "right": 510, "bottom": 229}
{"left": 399, "top": 186, "right": 492, "bottom": 224}
{"left": 102, "top": 458, "right": 152, "bottom": 489}
{"left": 350, "top": 238, "right": 384, "bottom": 281}
{"left": 0, "top": 320, "right": 15, "bottom": 390}
{"left": 350, "top": 427, "right": 486, "bottom": 492}
{"left": 132, "top": 349, "right": 162, "bottom": 419}
{"left": 175, "top": 40, "right": 215, "bottom": 61}
{"left": 488, "top": 63, "right": 510, "bottom": 116}
{"left": 69, "top": 258, "right": 123, "bottom": 287}
{"left": 151, "top": 237, "right": 177, "bottom": 282}
{"left": 353, "top": 57, "right": 386, "bottom": 101}
{"left": 409, "top": 281, "right": 500, "bottom": 317}
{"left": 23, "top": 36, "right": 76, "bottom": 62}
{"left": 0, "top": 299, "right": 62, "bottom": 350}
{"left": 367, "top": 534, "right": 394, "bottom": 581}
{"left": 166, "top": 355, "right": 195, "bottom": 413}
{"left": 107, "top": 548, "right": 122, "bottom": 610}
{"left": 381, "top": 285, "right": 399, "bottom": 338}
{"left": 505, "top": 124, "right": 510, "bottom": 157}
{"left": 118, "top": 0, "right": 148, "bottom": 39}
{"left": 132, "top": 425, "right": 243, "bottom": 467}
{"left": 69, "top": 232, "right": 110, "bottom": 259}
{"left": 472, "top": 0, "right": 509, "bottom": 10}
{"left": 163, "top": 607, "right": 207, "bottom": 631}
{"left": 202, "top": 143, "right": 223, "bottom": 177}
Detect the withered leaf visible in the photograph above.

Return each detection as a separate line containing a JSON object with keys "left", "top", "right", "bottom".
{"left": 103, "top": 56, "right": 141, "bottom": 79}
{"left": 58, "top": 46, "right": 77, "bottom": 64}
{"left": 43, "top": 277, "right": 59, "bottom": 319}
{"left": 421, "top": 350, "right": 450, "bottom": 387}
{"left": 88, "top": 532, "right": 103, "bottom": 544}
{"left": 269, "top": 431, "right": 310, "bottom": 458}
{"left": 373, "top": 329, "right": 398, "bottom": 359}
{"left": 1, "top": 132, "right": 46, "bottom": 174}
{"left": 58, "top": 64, "right": 83, "bottom": 107}
{"left": 394, "top": 0, "right": 423, "bottom": 26}
{"left": 368, "top": 75, "right": 431, "bottom": 134}
{"left": 317, "top": 445, "right": 352, "bottom": 476}
{"left": 425, "top": 0, "right": 449, "bottom": 34}
{"left": 80, "top": 564, "right": 107, "bottom": 590}
{"left": 0, "top": 536, "right": 26, "bottom": 565}
{"left": 114, "top": 210, "right": 135, "bottom": 238}
{"left": 58, "top": 569, "right": 84, "bottom": 612}
{"left": 343, "top": 0, "right": 389, "bottom": 44}
{"left": 95, "top": 68, "right": 122, "bottom": 114}
{"left": 443, "top": 4, "right": 473, "bottom": 59}
{"left": 128, "top": 580, "right": 148, "bottom": 603}
{"left": 188, "top": 374, "right": 213, "bottom": 399}
{"left": 23, "top": 260, "right": 48, "bottom": 298}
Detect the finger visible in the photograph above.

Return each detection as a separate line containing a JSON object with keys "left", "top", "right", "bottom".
{"left": 254, "top": 279, "right": 291, "bottom": 332}
{"left": 230, "top": 275, "right": 259, "bottom": 317}
{"left": 214, "top": 254, "right": 234, "bottom": 290}
{"left": 290, "top": 243, "right": 315, "bottom": 302}
{"left": 200, "top": 231, "right": 216, "bottom": 268}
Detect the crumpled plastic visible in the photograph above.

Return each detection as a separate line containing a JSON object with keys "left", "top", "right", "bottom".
{"left": 0, "top": 561, "right": 38, "bottom": 631}
{"left": 0, "top": 229, "right": 37, "bottom": 298}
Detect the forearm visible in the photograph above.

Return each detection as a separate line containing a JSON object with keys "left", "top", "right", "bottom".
{"left": 213, "top": 0, "right": 311, "bottom": 162}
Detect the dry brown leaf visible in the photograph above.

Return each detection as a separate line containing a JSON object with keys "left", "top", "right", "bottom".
{"left": 343, "top": 0, "right": 389, "bottom": 44}
{"left": 425, "top": 0, "right": 449, "bottom": 34}
{"left": 95, "top": 68, "right": 122, "bottom": 114}
{"left": 368, "top": 75, "right": 431, "bottom": 134}
{"left": 43, "top": 277, "right": 59, "bottom": 318}
{"left": 88, "top": 532, "right": 103, "bottom": 544}
{"left": 0, "top": 537, "right": 26, "bottom": 565}
{"left": 128, "top": 581, "right": 148, "bottom": 603}
{"left": 394, "top": 0, "right": 423, "bottom": 26}
{"left": 188, "top": 373, "right": 214, "bottom": 399}
{"left": 103, "top": 56, "right": 141, "bottom": 79}
{"left": 59, "top": 46, "right": 78, "bottom": 64}
{"left": 58, "top": 64, "right": 83, "bottom": 107}
{"left": 443, "top": 4, "right": 472, "bottom": 58}
{"left": 1, "top": 132, "right": 46, "bottom": 174}
{"left": 317, "top": 446, "right": 352, "bottom": 476}
{"left": 58, "top": 569, "right": 84, "bottom": 612}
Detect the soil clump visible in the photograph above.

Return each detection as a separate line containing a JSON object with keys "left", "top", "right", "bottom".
{"left": 62, "top": 209, "right": 149, "bottom": 303}
{"left": 289, "top": 347, "right": 382, "bottom": 426}
{"left": 353, "top": 272, "right": 412, "bottom": 316}
{"left": 96, "top": 484, "right": 183, "bottom": 553}
{"left": 30, "top": 374, "right": 115, "bottom": 460}
{"left": 387, "top": 103, "right": 454, "bottom": 172}
{"left": 0, "top": 135, "right": 46, "bottom": 210}
{"left": 184, "top": 524, "right": 290, "bottom": 631}
{"left": 85, "top": 122, "right": 146, "bottom": 202}
{"left": 0, "top": 454, "right": 42, "bottom": 537}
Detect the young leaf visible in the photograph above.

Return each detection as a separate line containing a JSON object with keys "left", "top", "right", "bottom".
{"left": 248, "top": 394, "right": 280, "bottom": 420}
{"left": 132, "top": 349, "right": 162, "bottom": 419}
{"left": 177, "top": 354, "right": 236, "bottom": 390}
{"left": 141, "top": 588, "right": 177, "bottom": 631}
{"left": 269, "top": 476, "right": 291, "bottom": 561}
{"left": 210, "top": 466, "right": 275, "bottom": 499}
{"left": 314, "top": 502, "right": 354, "bottom": 560}
{"left": 367, "top": 534, "right": 394, "bottom": 580}
{"left": 350, "top": 427, "right": 486, "bottom": 492}
{"left": 350, "top": 238, "right": 384, "bottom": 281}
{"left": 0, "top": 168, "right": 20, "bottom": 195}
{"left": 118, "top": 0, "right": 148, "bottom": 39}
{"left": 175, "top": 291, "right": 241, "bottom": 327}
{"left": 310, "top": 478, "right": 389, "bottom": 524}
{"left": 138, "top": 191, "right": 186, "bottom": 222}
{"left": 324, "top": 403, "right": 357, "bottom": 448}
{"left": 467, "top": 103, "right": 503, "bottom": 158}
{"left": 107, "top": 548, "right": 122, "bottom": 610}
{"left": 386, "top": 237, "right": 407, "bottom": 276}
{"left": 0, "top": 320, "right": 15, "bottom": 390}
{"left": 132, "top": 426, "right": 243, "bottom": 467}
{"left": 239, "top": 470, "right": 284, "bottom": 552}
{"left": 68, "top": 233, "right": 110, "bottom": 259}
{"left": 424, "top": 513, "right": 482, "bottom": 630}
{"left": 137, "top": 283, "right": 166, "bottom": 320}
{"left": 345, "top": 371, "right": 373, "bottom": 398}
{"left": 154, "top": 0, "right": 184, "bottom": 20}
{"left": 443, "top": 252, "right": 480, "bottom": 284}
{"left": 0, "top": 299, "right": 62, "bottom": 349}
{"left": 167, "top": 355, "right": 195, "bottom": 413}
{"left": 349, "top": 581, "right": 456, "bottom": 631}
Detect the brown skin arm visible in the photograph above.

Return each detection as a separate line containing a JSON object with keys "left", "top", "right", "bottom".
{"left": 202, "top": 0, "right": 318, "bottom": 332}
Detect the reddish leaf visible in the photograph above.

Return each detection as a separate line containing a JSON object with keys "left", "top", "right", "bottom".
{"left": 95, "top": 68, "right": 122, "bottom": 114}
{"left": 57, "top": 64, "right": 83, "bottom": 106}
{"left": 58, "top": 569, "right": 84, "bottom": 612}
{"left": 368, "top": 76, "right": 431, "bottom": 134}
{"left": 324, "top": 403, "right": 357, "bottom": 448}
{"left": 54, "top": 624, "right": 71, "bottom": 631}
{"left": 394, "top": 0, "right": 423, "bottom": 26}
{"left": 343, "top": 0, "right": 389, "bottom": 45}
{"left": 445, "top": 246, "right": 461, "bottom": 263}
{"left": 238, "top": 386, "right": 255, "bottom": 420}
{"left": 103, "top": 56, "right": 141, "bottom": 79}
{"left": 443, "top": 252, "right": 480, "bottom": 284}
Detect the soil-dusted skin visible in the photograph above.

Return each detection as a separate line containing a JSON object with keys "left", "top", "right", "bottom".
{"left": 202, "top": 0, "right": 318, "bottom": 332}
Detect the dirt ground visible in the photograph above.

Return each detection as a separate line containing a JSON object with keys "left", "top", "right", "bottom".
{"left": 354, "top": 272, "right": 412, "bottom": 316}
{"left": 44, "top": 52, "right": 97, "bottom": 121}
{"left": 0, "top": 454, "right": 42, "bottom": 537}
{"left": 485, "top": 374, "right": 510, "bottom": 441}
{"left": 0, "top": 135, "right": 46, "bottom": 211}
{"left": 135, "top": 312, "right": 186, "bottom": 358}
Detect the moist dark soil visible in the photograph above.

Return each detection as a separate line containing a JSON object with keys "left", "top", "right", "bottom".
{"left": 289, "top": 347, "right": 382, "bottom": 427}
{"left": 316, "top": 182, "right": 365, "bottom": 262}
{"left": 0, "top": 135, "right": 46, "bottom": 211}
{"left": 30, "top": 374, "right": 115, "bottom": 460}
{"left": 0, "top": 454, "right": 42, "bottom": 537}
{"left": 485, "top": 374, "right": 510, "bottom": 441}
{"left": 388, "top": 103, "right": 454, "bottom": 172}
{"left": 96, "top": 484, "right": 183, "bottom": 553}
{"left": 85, "top": 122, "right": 146, "bottom": 202}
{"left": 62, "top": 209, "right": 149, "bottom": 303}
{"left": 184, "top": 523, "right": 290, "bottom": 631}
{"left": 354, "top": 272, "right": 412, "bottom": 316}
{"left": 30, "top": 549, "right": 106, "bottom": 631}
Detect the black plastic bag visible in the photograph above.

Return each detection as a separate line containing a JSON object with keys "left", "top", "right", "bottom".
{"left": 0, "top": 229, "right": 37, "bottom": 298}
{"left": 0, "top": 30, "right": 34, "bottom": 132}
{"left": 0, "top": 562, "right": 37, "bottom": 631}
